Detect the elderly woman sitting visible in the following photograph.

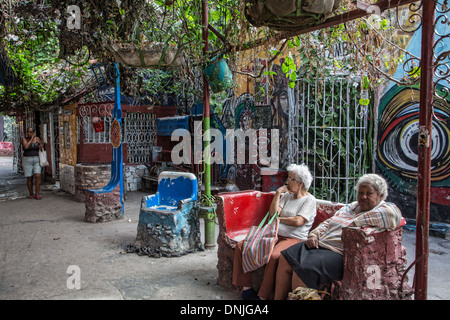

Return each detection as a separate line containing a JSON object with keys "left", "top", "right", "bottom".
{"left": 233, "top": 164, "right": 317, "bottom": 300}
{"left": 274, "top": 173, "right": 403, "bottom": 300}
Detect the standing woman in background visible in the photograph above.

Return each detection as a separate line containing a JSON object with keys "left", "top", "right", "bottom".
{"left": 21, "top": 127, "right": 43, "bottom": 199}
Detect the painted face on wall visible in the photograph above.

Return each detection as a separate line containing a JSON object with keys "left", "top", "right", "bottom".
{"left": 357, "top": 183, "right": 383, "bottom": 212}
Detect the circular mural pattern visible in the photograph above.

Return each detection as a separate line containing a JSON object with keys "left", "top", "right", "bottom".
{"left": 377, "top": 84, "right": 450, "bottom": 204}
{"left": 111, "top": 119, "right": 122, "bottom": 149}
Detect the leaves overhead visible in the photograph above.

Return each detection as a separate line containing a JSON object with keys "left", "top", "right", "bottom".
{"left": 0, "top": 0, "right": 421, "bottom": 114}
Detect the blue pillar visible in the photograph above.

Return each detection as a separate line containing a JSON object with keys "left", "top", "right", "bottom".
{"left": 112, "top": 62, "right": 124, "bottom": 214}
{"left": 84, "top": 62, "right": 124, "bottom": 221}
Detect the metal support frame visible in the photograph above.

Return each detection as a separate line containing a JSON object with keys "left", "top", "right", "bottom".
{"left": 112, "top": 62, "right": 125, "bottom": 215}
{"left": 414, "top": 0, "right": 435, "bottom": 300}
{"left": 201, "top": 0, "right": 215, "bottom": 249}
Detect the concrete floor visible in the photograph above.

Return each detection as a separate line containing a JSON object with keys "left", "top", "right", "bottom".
{"left": 0, "top": 156, "right": 449, "bottom": 301}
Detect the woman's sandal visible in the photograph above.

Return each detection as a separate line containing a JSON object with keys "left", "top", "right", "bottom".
{"left": 35, "top": 194, "right": 42, "bottom": 200}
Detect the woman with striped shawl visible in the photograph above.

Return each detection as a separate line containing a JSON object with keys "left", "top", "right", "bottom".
{"left": 274, "top": 173, "right": 403, "bottom": 300}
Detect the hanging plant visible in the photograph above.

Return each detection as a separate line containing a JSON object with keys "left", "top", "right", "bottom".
{"left": 244, "top": 0, "right": 344, "bottom": 32}
{"left": 203, "top": 53, "right": 234, "bottom": 93}
{"left": 110, "top": 40, "right": 184, "bottom": 68}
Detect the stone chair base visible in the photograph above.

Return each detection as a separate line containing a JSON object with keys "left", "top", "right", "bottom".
{"left": 132, "top": 203, "right": 203, "bottom": 257}
{"left": 84, "top": 185, "right": 122, "bottom": 223}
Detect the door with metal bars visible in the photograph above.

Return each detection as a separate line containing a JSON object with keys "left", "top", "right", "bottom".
{"left": 288, "top": 77, "right": 373, "bottom": 203}
{"left": 123, "top": 112, "right": 155, "bottom": 164}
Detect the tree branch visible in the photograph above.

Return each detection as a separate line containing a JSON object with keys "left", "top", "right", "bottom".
{"left": 231, "top": 38, "right": 289, "bottom": 79}
{"left": 233, "top": 0, "right": 418, "bottom": 53}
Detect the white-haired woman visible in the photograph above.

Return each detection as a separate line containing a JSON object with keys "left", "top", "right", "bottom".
{"left": 233, "top": 164, "right": 317, "bottom": 300}
{"left": 274, "top": 173, "right": 403, "bottom": 299}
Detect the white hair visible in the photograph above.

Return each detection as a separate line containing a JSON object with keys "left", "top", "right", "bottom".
{"left": 286, "top": 163, "right": 313, "bottom": 190}
{"left": 355, "top": 173, "right": 388, "bottom": 201}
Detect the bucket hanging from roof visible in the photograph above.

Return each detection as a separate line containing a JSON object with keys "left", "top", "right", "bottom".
{"left": 203, "top": 53, "right": 234, "bottom": 93}
{"left": 244, "top": 0, "right": 343, "bottom": 32}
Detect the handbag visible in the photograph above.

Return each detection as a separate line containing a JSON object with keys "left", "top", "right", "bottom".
{"left": 241, "top": 211, "right": 279, "bottom": 273}
{"left": 39, "top": 150, "right": 49, "bottom": 167}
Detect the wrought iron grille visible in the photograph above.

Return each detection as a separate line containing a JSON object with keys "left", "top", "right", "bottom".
{"left": 123, "top": 112, "right": 155, "bottom": 164}
{"left": 289, "top": 77, "right": 372, "bottom": 203}
{"left": 77, "top": 103, "right": 113, "bottom": 144}
{"left": 77, "top": 104, "right": 155, "bottom": 164}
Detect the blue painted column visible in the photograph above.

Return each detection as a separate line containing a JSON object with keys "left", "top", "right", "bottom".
{"left": 112, "top": 62, "right": 124, "bottom": 214}
{"left": 84, "top": 62, "right": 124, "bottom": 222}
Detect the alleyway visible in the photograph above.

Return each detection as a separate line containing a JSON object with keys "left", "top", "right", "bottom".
{"left": 0, "top": 157, "right": 239, "bottom": 300}
{"left": 0, "top": 156, "right": 449, "bottom": 300}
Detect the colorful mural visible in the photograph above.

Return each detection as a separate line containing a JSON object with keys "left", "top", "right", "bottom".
{"left": 377, "top": 84, "right": 450, "bottom": 206}
{"left": 213, "top": 58, "right": 291, "bottom": 191}
{"left": 376, "top": 12, "right": 450, "bottom": 222}
{"left": 202, "top": 31, "right": 449, "bottom": 225}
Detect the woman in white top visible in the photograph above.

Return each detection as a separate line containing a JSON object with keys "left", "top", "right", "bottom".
{"left": 274, "top": 173, "right": 403, "bottom": 299}
{"left": 232, "top": 164, "right": 317, "bottom": 300}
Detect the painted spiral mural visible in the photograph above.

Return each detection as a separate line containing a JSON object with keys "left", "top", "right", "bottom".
{"left": 377, "top": 84, "right": 450, "bottom": 205}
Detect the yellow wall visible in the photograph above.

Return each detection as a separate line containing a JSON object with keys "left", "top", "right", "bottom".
{"left": 59, "top": 104, "right": 77, "bottom": 166}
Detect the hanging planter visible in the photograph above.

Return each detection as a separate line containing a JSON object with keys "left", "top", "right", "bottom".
{"left": 244, "top": 0, "right": 343, "bottom": 31}
{"left": 109, "top": 41, "right": 184, "bottom": 68}
{"left": 203, "top": 54, "right": 234, "bottom": 93}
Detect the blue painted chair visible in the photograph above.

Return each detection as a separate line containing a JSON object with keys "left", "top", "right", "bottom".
{"left": 134, "top": 171, "right": 203, "bottom": 256}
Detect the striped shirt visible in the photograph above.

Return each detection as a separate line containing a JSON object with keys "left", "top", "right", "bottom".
{"left": 308, "top": 201, "right": 403, "bottom": 255}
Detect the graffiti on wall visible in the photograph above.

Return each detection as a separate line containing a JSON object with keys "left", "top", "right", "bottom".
{"left": 377, "top": 84, "right": 450, "bottom": 208}
{"left": 376, "top": 12, "right": 450, "bottom": 222}
{"left": 213, "top": 58, "right": 290, "bottom": 191}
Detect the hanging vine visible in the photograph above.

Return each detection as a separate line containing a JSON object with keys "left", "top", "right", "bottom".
{"left": 0, "top": 0, "right": 423, "bottom": 114}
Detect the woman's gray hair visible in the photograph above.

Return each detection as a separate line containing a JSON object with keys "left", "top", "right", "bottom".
{"left": 355, "top": 173, "right": 388, "bottom": 200}
{"left": 286, "top": 163, "right": 313, "bottom": 190}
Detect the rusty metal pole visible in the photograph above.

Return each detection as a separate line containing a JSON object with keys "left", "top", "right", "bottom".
{"left": 415, "top": 0, "right": 435, "bottom": 300}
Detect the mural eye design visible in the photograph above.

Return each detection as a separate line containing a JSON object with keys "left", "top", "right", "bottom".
{"left": 377, "top": 85, "right": 450, "bottom": 205}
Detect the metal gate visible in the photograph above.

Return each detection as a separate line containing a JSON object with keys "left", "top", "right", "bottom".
{"left": 289, "top": 77, "right": 372, "bottom": 203}
{"left": 123, "top": 112, "right": 155, "bottom": 164}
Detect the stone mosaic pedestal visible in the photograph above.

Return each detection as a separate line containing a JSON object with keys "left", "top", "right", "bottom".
{"left": 84, "top": 185, "right": 122, "bottom": 223}
{"left": 132, "top": 201, "right": 203, "bottom": 257}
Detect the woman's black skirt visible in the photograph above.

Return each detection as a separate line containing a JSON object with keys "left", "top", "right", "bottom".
{"left": 281, "top": 242, "right": 343, "bottom": 290}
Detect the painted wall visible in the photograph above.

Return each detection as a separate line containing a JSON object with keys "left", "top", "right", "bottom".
{"left": 210, "top": 51, "right": 291, "bottom": 191}
{"left": 376, "top": 13, "right": 450, "bottom": 223}
{"left": 208, "top": 20, "right": 450, "bottom": 223}
{"left": 59, "top": 112, "right": 77, "bottom": 166}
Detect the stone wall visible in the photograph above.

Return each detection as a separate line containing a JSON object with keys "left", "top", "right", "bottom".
{"left": 85, "top": 184, "right": 122, "bottom": 223}
{"left": 125, "top": 164, "right": 148, "bottom": 191}
{"left": 74, "top": 164, "right": 111, "bottom": 202}
{"left": 59, "top": 163, "right": 75, "bottom": 194}
{"left": 59, "top": 163, "right": 147, "bottom": 201}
